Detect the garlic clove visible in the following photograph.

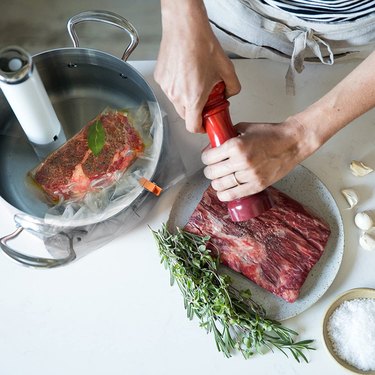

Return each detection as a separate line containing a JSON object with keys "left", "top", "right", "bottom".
{"left": 341, "top": 188, "right": 359, "bottom": 209}
{"left": 350, "top": 160, "right": 373, "bottom": 177}
{"left": 354, "top": 211, "right": 374, "bottom": 231}
{"left": 359, "top": 229, "right": 375, "bottom": 251}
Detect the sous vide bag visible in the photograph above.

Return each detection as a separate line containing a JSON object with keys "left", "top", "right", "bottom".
{"left": 40, "top": 111, "right": 186, "bottom": 263}
{"left": 29, "top": 104, "right": 154, "bottom": 222}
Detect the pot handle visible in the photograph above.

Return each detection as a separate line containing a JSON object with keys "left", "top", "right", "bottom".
{"left": 0, "top": 227, "right": 79, "bottom": 268}
{"left": 67, "top": 10, "right": 139, "bottom": 62}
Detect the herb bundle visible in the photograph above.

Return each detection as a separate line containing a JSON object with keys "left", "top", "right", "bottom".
{"left": 152, "top": 225, "right": 314, "bottom": 362}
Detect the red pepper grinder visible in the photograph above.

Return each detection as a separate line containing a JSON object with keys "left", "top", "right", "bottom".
{"left": 202, "top": 81, "right": 274, "bottom": 222}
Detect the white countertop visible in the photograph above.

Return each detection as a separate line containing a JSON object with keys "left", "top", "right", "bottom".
{"left": 1, "top": 58, "right": 375, "bottom": 375}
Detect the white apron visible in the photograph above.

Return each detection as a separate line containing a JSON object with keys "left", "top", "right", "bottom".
{"left": 204, "top": 0, "right": 375, "bottom": 93}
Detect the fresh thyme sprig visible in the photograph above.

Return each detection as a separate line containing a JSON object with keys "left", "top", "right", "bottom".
{"left": 152, "top": 224, "right": 314, "bottom": 362}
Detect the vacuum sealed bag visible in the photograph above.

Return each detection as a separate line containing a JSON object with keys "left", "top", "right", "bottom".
{"left": 27, "top": 104, "right": 166, "bottom": 226}
{"left": 29, "top": 107, "right": 147, "bottom": 203}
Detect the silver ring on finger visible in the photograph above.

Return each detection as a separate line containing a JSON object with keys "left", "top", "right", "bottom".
{"left": 232, "top": 172, "right": 241, "bottom": 186}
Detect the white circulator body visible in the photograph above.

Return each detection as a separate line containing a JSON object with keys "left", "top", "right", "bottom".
{"left": 0, "top": 66, "right": 62, "bottom": 145}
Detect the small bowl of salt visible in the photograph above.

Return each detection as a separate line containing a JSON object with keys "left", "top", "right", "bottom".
{"left": 323, "top": 288, "right": 375, "bottom": 374}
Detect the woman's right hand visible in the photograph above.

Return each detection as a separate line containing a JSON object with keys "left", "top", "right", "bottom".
{"left": 154, "top": 0, "right": 241, "bottom": 133}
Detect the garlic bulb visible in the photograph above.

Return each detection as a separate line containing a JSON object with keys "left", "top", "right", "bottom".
{"left": 341, "top": 188, "right": 359, "bottom": 209}
{"left": 359, "top": 229, "right": 375, "bottom": 251}
{"left": 354, "top": 211, "right": 374, "bottom": 231}
{"left": 350, "top": 160, "right": 373, "bottom": 177}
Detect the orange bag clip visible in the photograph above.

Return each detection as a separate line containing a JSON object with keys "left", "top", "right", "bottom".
{"left": 139, "top": 177, "right": 163, "bottom": 196}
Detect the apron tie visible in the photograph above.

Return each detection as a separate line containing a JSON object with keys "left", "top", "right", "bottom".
{"left": 286, "top": 28, "right": 334, "bottom": 95}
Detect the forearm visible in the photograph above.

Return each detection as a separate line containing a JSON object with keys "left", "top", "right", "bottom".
{"left": 156, "top": 0, "right": 240, "bottom": 132}
{"left": 292, "top": 51, "right": 375, "bottom": 159}
{"left": 160, "top": 0, "right": 209, "bottom": 32}
{"left": 161, "top": 0, "right": 205, "bottom": 13}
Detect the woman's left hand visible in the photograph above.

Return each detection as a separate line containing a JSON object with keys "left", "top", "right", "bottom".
{"left": 201, "top": 117, "right": 310, "bottom": 201}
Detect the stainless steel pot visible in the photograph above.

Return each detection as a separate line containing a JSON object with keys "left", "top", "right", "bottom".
{"left": 0, "top": 11, "right": 166, "bottom": 268}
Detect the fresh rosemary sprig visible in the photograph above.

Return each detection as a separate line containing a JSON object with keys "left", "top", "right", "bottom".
{"left": 152, "top": 224, "right": 314, "bottom": 362}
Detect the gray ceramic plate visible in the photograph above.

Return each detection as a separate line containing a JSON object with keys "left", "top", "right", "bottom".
{"left": 168, "top": 164, "right": 344, "bottom": 321}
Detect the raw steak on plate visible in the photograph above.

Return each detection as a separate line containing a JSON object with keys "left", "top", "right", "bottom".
{"left": 184, "top": 186, "right": 331, "bottom": 303}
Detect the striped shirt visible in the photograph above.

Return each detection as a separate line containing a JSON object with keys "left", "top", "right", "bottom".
{"left": 260, "top": 0, "right": 375, "bottom": 22}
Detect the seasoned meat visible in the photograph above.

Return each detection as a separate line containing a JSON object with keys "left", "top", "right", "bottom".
{"left": 31, "top": 110, "right": 144, "bottom": 202}
{"left": 184, "top": 186, "right": 331, "bottom": 303}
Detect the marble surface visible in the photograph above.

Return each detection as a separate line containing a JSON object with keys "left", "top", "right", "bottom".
{"left": 0, "top": 58, "right": 375, "bottom": 375}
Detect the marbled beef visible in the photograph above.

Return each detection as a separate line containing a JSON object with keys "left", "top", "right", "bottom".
{"left": 31, "top": 110, "right": 144, "bottom": 202}
{"left": 184, "top": 186, "right": 331, "bottom": 303}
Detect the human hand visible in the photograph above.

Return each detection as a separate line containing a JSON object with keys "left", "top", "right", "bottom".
{"left": 154, "top": 0, "right": 240, "bottom": 133}
{"left": 201, "top": 50, "right": 375, "bottom": 201}
{"left": 201, "top": 118, "right": 309, "bottom": 201}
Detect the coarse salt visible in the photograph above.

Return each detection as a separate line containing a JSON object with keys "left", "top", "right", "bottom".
{"left": 327, "top": 298, "right": 375, "bottom": 371}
